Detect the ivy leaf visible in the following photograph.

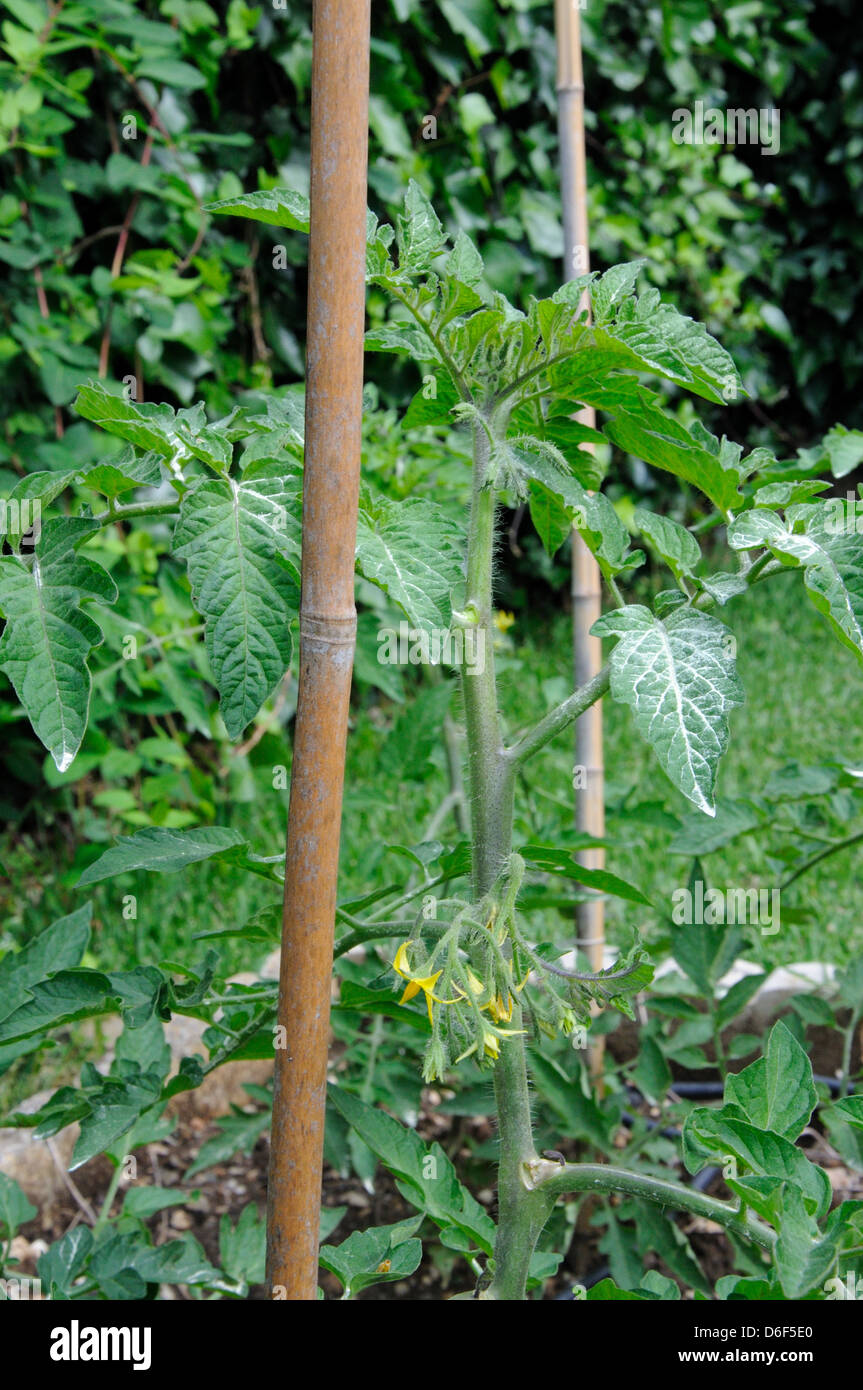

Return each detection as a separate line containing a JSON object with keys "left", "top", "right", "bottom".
{"left": 173, "top": 467, "right": 302, "bottom": 737}
{"left": 0, "top": 522, "right": 116, "bottom": 771}
{"left": 593, "top": 605, "right": 744, "bottom": 815}
{"left": 355, "top": 496, "right": 463, "bottom": 636}
{"left": 204, "top": 187, "right": 311, "bottom": 232}
{"left": 725, "top": 1021, "right": 817, "bottom": 1142}
{"left": 77, "top": 826, "right": 247, "bottom": 885}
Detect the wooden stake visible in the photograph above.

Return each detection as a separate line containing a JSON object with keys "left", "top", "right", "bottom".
{"left": 266, "top": 0, "right": 371, "bottom": 1301}
{"left": 555, "top": 0, "right": 606, "bottom": 1083}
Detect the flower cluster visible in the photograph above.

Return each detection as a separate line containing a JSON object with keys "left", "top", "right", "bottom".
{"left": 387, "top": 854, "right": 653, "bottom": 1082}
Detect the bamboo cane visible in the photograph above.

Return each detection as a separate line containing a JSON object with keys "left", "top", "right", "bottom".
{"left": 555, "top": 0, "right": 606, "bottom": 1084}
{"left": 266, "top": 0, "right": 371, "bottom": 1301}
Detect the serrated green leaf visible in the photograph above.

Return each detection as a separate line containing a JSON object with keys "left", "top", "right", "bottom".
{"left": 715, "top": 972, "right": 768, "bottom": 1029}
{"left": 832, "top": 1096, "right": 863, "bottom": 1132}
{"left": 0, "top": 904, "right": 91, "bottom": 1024}
{"left": 77, "top": 826, "right": 246, "bottom": 885}
{"left": 591, "top": 262, "right": 644, "bottom": 324}
{"left": 355, "top": 497, "right": 463, "bottom": 637}
{"left": 528, "top": 1050, "right": 614, "bottom": 1148}
{"left": 682, "top": 1110, "right": 831, "bottom": 1217}
{"left": 447, "top": 229, "right": 484, "bottom": 287}
{"left": 78, "top": 454, "right": 163, "bottom": 498}
{"left": 635, "top": 507, "right": 701, "bottom": 579}
{"left": 319, "top": 1216, "right": 423, "bottom": 1296}
{"left": 0, "top": 970, "right": 117, "bottom": 1045}
{"left": 219, "top": 1203, "right": 266, "bottom": 1287}
{"left": 328, "top": 1087, "right": 496, "bottom": 1254}
{"left": 773, "top": 1185, "right": 843, "bottom": 1298}
{"left": 603, "top": 406, "right": 747, "bottom": 513}
{"left": 0, "top": 526, "right": 116, "bottom": 771}
{"left": 0, "top": 1172, "right": 37, "bottom": 1238}
{"left": 396, "top": 179, "right": 447, "bottom": 273}
{"left": 823, "top": 425, "right": 863, "bottom": 479}
{"left": 1, "top": 470, "right": 77, "bottom": 543}
{"left": 187, "top": 1106, "right": 271, "bottom": 1178}
{"left": 173, "top": 470, "right": 301, "bottom": 737}
{"left": 597, "top": 296, "right": 742, "bottom": 405}
{"left": 725, "top": 1021, "right": 817, "bottom": 1142}
{"left": 37, "top": 1227, "right": 94, "bottom": 1299}
{"left": 74, "top": 382, "right": 182, "bottom": 458}
{"left": 732, "top": 507, "right": 863, "bottom": 665}
{"left": 593, "top": 605, "right": 744, "bottom": 815}
{"left": 670, "top": 862, "right": 743, "bottom": 994}
{"left": 522, "top": 458, "right": 640, "bottom": 578}
{"left": 669, "top": 797, "right": 766, "bottom": 854}
{"left": 520, "top": 844, "right": 651, "bottom": 904}
{"left": 634, "top": 1202, "right": 710, "bottom": 1295}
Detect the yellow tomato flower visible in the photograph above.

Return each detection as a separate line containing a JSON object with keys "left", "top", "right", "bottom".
{"left": 392, "top": 941, "right": 446, "bottom": 1026}
{"left": 494, "top": 610, "right": 516, "bottom": 633}
{"left": 454, "top": 967, "right": 486, "bottom": 1000}
{"left": 455, "top": 1024, "right": 526, "bottom": 1064}
{"left": 489, "top": 992, "right": 514, "bottom": 1023}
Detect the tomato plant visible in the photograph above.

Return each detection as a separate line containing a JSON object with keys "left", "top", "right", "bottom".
{"left": 1, "top": 181, "right": 862, "bottom": 1302}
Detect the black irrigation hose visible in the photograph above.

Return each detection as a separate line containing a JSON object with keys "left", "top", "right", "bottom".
{"left": 670, "top": 1075, "right": 843, "bottom": 1098}
{"left": 554, "top": 1074, "right": 843, "bottom": 1297}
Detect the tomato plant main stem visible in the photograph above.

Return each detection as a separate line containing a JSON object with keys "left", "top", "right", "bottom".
{"left": 461, "top": 421, "right": 551, "bottom": 1300}
{"left": 461, "top": 419, "right": 779, "bottom": 1300}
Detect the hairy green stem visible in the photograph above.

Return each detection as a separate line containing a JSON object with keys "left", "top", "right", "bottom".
{"left": 460, "top": 420, "right": 544, "bottom": 1300}
{"left": 93, "top": 500, "right": 181, "bottom": 524}
{"left": 522, "top": 1159, "right": 776, "bottom": 1253}
{"left": 490, "top": 1028, "right": 554, "bottom": 1299}
{"left": 461, "top": 425, "right": 515, "bottom": 899}
{"left": 457, "top": 422, "right": 780, "bottom": 1299}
